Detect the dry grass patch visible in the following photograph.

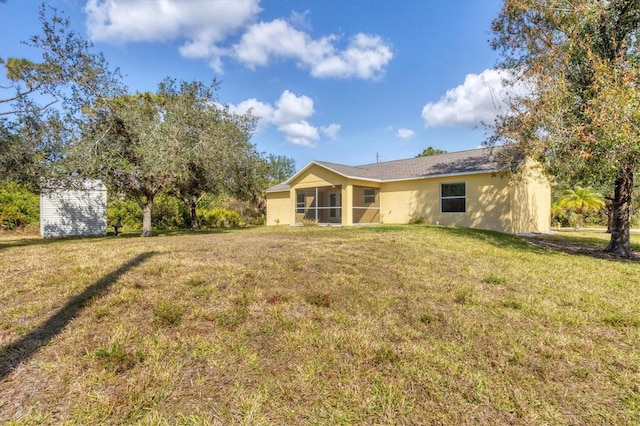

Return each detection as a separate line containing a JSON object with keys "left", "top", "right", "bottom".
{"left": 0, "top": 226, "right": 639, "bottom": 424}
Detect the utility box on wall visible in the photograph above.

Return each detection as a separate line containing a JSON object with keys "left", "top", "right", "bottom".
{"left": 40, "top": 180, "right": 107, "bottom": 238}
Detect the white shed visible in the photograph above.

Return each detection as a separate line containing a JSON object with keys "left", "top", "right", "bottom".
{"left": 40, "top": 180, "right": 107, "bottom": 238}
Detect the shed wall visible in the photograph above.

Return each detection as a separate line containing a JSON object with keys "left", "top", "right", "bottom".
{"left": 40, "top": 188, "right": 107, "bottom": 238}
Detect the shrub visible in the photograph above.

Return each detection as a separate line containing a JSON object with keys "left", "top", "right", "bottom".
{"left": 408, "top": 215, "right": 425, "bottom": 225}
{"left": 107, "top": 194, "right": 190, "bottom": 232}
{"left": 107, "top": 198, "right": 142, "bottom": 232}
{"left": 0, "top": 182, "right": 39, "bottom": 230}
{"left": 197, "top": 207, "right": 242, "bottom": 229}
{"left": 152, "top": 194, "right": 188, "bottom": 229}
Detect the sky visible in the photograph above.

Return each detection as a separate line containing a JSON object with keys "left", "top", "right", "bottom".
{"left": 1, "top": 0, "right": 510, "bottom": 171}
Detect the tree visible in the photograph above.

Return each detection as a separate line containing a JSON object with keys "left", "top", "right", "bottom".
{"left": 1, "top": 6, "right": 124, "bottom": 189}
{"left": 73, "top": 92, "right": 178, "bottom": 237}
{"left": 555, "top": 186, "right": 605, "bottom": 231}
{"left": 74, "top": 79, "right": 262, "bottom": 236}
{"left": 490, "top": 0, "right": 640, "bottom": 257}
{"left": 226, "top": 152, "right": 296, "bottom": 221}
{"left": 156, "top": 79, "right": 258, "bottom": 230}
{"left": 1, "top": 6, "right": 123, "bottom": 116}
{"left": 416, "top": 146, "right": 447, "bottom": 157}
{"left": 264, "top": 154, "right": 296, "bottom": 186}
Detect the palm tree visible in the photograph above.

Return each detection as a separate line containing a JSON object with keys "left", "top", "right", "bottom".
{"left": 555, "top": 186, "right": 605, "bottom": 231}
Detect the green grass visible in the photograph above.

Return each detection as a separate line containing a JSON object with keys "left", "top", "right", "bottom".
{"left": 0, "top": 225, "right": 639, "bottom": 425}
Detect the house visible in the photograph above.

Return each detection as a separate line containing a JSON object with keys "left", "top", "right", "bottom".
{"left": 40, "top": 180, "right": 107, "bottom": 238}
{"left": 265, "top": 147, "right": 551, "bottom": 234}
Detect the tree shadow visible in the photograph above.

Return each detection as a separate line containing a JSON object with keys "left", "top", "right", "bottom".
{"left": 0, "top": 235, "right": 69, "bottom": 252}
{"left": 432, "top": 225, "right": 546, "bottom": 252}
{"left": 0, "top": 251, "right": 156, "bottom": 382}
{"left": 524, "top": 235, "right": 640, "bottom": 263}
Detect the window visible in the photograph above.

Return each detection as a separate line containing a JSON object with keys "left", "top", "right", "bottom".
{"left": 364, "top": 188, "right": 376, "bottom": 204}
{"left": 296, "top": 192, "right": 306, "bottom": 213}
{"left": 441, "top": 183, "right": 466, "bottom": 213}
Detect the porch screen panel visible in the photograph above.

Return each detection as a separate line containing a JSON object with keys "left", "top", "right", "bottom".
{"left": 353, "top": 186, "right": 380, "bottom": 224}
{"left": 295, "top": 187, "right": 341, "bottom": 223}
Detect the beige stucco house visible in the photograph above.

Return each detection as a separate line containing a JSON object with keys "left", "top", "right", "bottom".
{"left": 266, "top": 147, "right": 551, "bottom": 234}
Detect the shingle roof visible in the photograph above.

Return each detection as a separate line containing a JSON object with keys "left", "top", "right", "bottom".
{"left": 266, "top": 147, "right": 503, "bottom": 192}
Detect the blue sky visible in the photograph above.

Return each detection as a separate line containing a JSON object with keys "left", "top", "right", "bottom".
{"left": 1, "top": 0, "right": 509, "bottom": 171}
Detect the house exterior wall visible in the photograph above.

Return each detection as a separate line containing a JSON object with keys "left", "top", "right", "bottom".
{"left": 40, "top": 184, "right": 107, "bottom": 238}
{"left": 380, "top": 172, "right": 513, "bottom": 232}
{"left": 509, "top": 160, "right": 551, "bottom": 234}
{"left": 266, "top": 190, "right": 294, "bottom": 225}
{"left": 289, "top": 165, "right": 349, "bottom": 189}
{"left": 265, "top": 162, "right": 551, "bottom": 234}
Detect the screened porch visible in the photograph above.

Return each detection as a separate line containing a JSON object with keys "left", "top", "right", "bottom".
{"left": 294, "top": 185, "right": 380, "bottom": 225}
{"left": 295, "top": 186, "right": 342, "bottom": 224}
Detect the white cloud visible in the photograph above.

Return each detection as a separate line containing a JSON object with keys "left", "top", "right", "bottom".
{"left": 278, "top": 121, "right": 319, "bottom": 147}
{"left": 85, "top": 0, "right": 393, "bottom": 79}
{"left": 229, "top": 90, "right": 338, "bottom": 146}
{"left": 421, "top": 69, "right": 526, "bottom": 128}
{"left": 273, "top": 90, "right": 315, "bottom": 125}
{"left": 227, "top": 98, "right": 274, "bottom": 130}
{"left": 310, "top": 33, "right": 393, "bottom": 80}
{"left": 397, "top": 128, "right": 415, "bottom": 139}
{"left": 234, "top": 20, "right": 392, "bottom": 80}
{"left": 321, "top": 124, "right": 341, "bottom": 140}
{"left": 85, "top": 0, "right": 261, "bottom": 72}
{"left": 289, "top": 9, "right": 312, "bottom": 31}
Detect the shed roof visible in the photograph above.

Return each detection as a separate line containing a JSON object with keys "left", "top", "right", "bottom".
{"left": 267, "top": 147, "right": 504, "bottom": 192}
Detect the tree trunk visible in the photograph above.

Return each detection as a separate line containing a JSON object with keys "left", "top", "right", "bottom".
{"left": 605, "top": 199, "right": 614, "bottom": 233}
{"left": 188, "top": 197, "right": 199, "bottom": 231}
{"left": 606, "top": 165, "right": 634, "bottom": 258}
{"left": 189, "top": 204, "right": 199, "bottom": 231}
{"left": 141, "top": 198, "right": 154, "bottom": 237}
{"left": 180, "top": 194, "right": 200, "bottom": 231}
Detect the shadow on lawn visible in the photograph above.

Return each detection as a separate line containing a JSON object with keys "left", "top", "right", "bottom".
{"left": 430, "top": 226, "right": 545, "bottom": 252}
{"left": 0, "top": 251, "right": 156, "bottom": 382}
{"left": 434, "top": 226, "right": 640, "bottom": 262}
{"left": 0, "top": 227, "right": 244, "bottom": 252}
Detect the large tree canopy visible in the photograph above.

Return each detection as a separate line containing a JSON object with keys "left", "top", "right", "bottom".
{"left": 2, "top": 7, "right": 283, "bottom": 236}
{"left": 490, "top": 0, "right": 640, "bottom": 257}
{"left": 1, "top": 6, "right": 123, "bottom": 116}
{"left": 1, "top": 6, "right": 124, "bottom": 188}
{"left": 73, "top": 79, "right": 261, "bottom": 236}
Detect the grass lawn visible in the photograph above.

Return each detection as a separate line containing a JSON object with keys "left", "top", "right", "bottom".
{"left": 0, "top": 225, "right": 639, "bottom": 425}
